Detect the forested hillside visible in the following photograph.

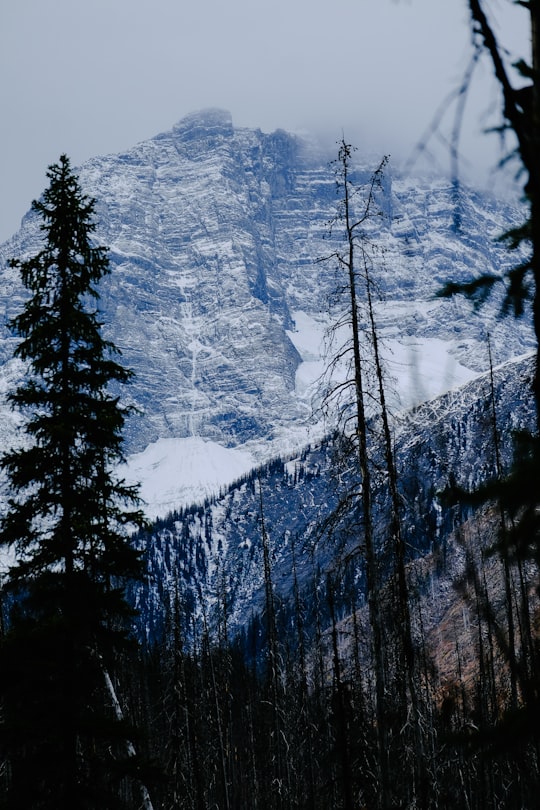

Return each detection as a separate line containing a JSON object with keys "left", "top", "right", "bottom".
{"left": 128, "top": 352, "right": 537, "bottom": 808}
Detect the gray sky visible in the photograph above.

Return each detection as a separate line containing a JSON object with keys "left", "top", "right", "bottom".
{"left": 0, "top": 0, "right": 530, "bottom": 243}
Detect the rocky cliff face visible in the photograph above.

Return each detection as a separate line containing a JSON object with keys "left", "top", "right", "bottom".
{"left": 0, "top": 109, "right": 534, "bottom": 515}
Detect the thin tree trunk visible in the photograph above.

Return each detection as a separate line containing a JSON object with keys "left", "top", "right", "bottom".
{"left": 258, "top": 478, "right": 290, "bottom": 809}
{"left": 339, "top": 141, "right": 389, "bottom": 806}
{"left": 327, "top": 572, "right": 355, "bottom": 810}
{"left": 199, "top": 592, "right": 231, "bottom": 810}
{"left": 102, "top": 666, "right": 155, "bottom": 810}
{"left": 291, "top": 535, "right": 317, "bottom": 810}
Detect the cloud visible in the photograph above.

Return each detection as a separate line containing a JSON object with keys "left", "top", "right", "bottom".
{"left": 0, "top": 0, "right": 529, "bottom": 242}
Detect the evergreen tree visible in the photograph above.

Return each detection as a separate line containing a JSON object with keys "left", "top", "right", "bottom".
{"left": 0, "top": 155, "right": 148, "bottom": 808}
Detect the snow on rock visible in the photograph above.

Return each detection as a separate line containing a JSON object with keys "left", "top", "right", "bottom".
{"left": 286, "top": 310, "right": 327, "bottom": 402}
{"left": 0, "top": 110, "right": 534, "bottom": 517}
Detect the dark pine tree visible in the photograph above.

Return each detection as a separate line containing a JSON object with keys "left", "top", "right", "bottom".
{"left": 0, "top": 155, "right": 149, "bottom": 809}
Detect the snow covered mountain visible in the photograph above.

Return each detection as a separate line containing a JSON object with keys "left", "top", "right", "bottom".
{"left": 133, "top": 351, "right": 536, "bottom": 642}
{"left": 0, "top": 109, "right": 534, "bottom": 518}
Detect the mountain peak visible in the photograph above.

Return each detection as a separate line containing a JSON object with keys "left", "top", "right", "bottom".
{"left": 171, "top": 108, "right": 234, "bottom": 142}
{"left": 0, "top": 115, "right": 534, "bottom": 515}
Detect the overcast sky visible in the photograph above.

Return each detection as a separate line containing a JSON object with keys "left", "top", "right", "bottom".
{"left": 0, "top": 0, "right": 530, "bottom": 243}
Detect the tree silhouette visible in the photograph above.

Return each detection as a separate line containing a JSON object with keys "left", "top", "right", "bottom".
{"left": 0, "top": 155, "right": 149, "bottom": 808}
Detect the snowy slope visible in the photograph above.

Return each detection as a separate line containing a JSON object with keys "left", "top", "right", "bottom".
{"left": 121, "top": 437, "right": 256, "bottom": 521}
